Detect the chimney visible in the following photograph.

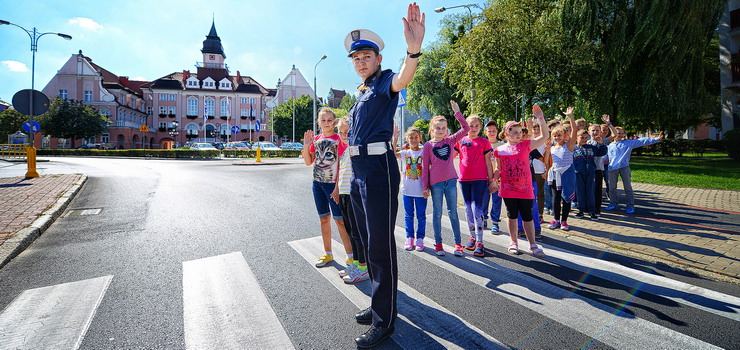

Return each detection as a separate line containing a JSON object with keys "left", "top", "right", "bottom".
{"left": 236, "top": 70, "right": 241, "bottom": 83}
{"left": 119, "top": 76, "right": 129, "bottom": 86}
{"left": 183, "top": 70, "right": 189, "bottom": 80}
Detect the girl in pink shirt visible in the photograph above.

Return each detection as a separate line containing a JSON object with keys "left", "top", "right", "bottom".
{"left": 456, "top": 115, "right": 495, "bottom": 257}
{"left": 421, "top": 100, "right": 470, "bottom": 257}
{"left": 492, "top": 105, "right": 550, "bottom": 258}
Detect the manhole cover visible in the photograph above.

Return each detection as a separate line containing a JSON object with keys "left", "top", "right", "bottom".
{"left": 65, "top": 208, "right": 102, "bottom": 217}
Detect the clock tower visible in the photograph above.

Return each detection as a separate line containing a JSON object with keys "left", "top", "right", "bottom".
{"left": 201, "top": 20, "right": 226, "bottom": 68}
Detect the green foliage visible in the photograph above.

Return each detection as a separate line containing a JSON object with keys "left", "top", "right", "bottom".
{"left": 411, "top": 119, "right": 430, "bottom": 141}
{"left": 38, "top": 98, "right": 110, "bottom": 148}
{"left": 723, "top": 129, "right": 740, "bottom": 161}
{"left": 338, "top": 94, "right": 357, "bottom": 111}
{"left": 0, "top": 109, "right": 27, "bottom": 141}
{"left": 270, "top": 95, "right": 314, "bottom": 140}
{"left": 561, "top": 0, "right": 725, "bottom": 132}
{"left": 630, "top": 156, "right": 740, "bottom": 190}
{"left": 331, "top": 108, "right": 349, "bottom": 118}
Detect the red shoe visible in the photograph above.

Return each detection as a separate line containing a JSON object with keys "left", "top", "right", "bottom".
{"left": 434, "top": 243, "right": 445, "bottom": 256}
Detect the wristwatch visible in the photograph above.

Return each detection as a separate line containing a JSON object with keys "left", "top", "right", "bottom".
{"left": 407, "top": 51, "right": 422, "bottom": 58}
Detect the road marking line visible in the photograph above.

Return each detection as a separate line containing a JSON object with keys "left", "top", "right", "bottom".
{"left": 406, "top": 225, "right": 721, "bottom": 350}
{"left": 440, "top": 217, "right": 740, "bottom": 321}
{"left": 288, "top": 236, "right": 508, "bottom": 350}
{"left": 182, "top": 252, "right": 294, "bottom": 350}
{"left": 0, "top": 275, "right": 113, "bottom": 350}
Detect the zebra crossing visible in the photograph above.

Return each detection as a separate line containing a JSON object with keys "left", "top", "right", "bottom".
{"left": 0, "top": 228, "right": 738, "bottom": 349}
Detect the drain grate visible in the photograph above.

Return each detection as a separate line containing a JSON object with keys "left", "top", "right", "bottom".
{"left": 65, "top": 208, "right": 102, "bottom": 217}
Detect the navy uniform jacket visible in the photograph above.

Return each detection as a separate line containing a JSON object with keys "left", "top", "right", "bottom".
{"left": 573, "top": 143, "right": 608, "bottom": 173}
{"left": 348, "top": 69, "right": 399, "bottom": 147}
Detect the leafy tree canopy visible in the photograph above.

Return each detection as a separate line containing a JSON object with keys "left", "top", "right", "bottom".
{"left": 38, "top": 98, "right": 109, "bottom": 148}
{"left": 270, "top": 94, "right": 315, "bottom": 142}
{"left": 0, "top": 108, "right": 27, "bottom": 142}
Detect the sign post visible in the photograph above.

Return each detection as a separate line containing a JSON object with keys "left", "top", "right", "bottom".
{"left": 13, "top": 89, "right": 49, "bottom": 178}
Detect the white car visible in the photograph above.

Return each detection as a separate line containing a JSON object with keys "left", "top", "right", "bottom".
{"left": 252, "top": 142, "right": 280, "bottom": 151}
{"left": 190, "top": 142, "right": 218, "bottom": 151}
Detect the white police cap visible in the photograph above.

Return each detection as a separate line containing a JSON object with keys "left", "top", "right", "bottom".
{"left": 344, "top": 29, "right": 385, "bottom": 57}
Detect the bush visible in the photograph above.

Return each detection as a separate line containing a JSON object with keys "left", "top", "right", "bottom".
{"left": 724, "top": 129, "right": 740, "bottom": 160}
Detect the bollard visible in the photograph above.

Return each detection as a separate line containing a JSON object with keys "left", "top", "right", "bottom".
{"left": 25, "top": 146, "right": 39, "bottom": 178}
{"left": 255, "top": 147, "right": 262, "bottom": 163}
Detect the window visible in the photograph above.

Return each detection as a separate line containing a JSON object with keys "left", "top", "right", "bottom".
{"left": 250, "top": 98, "right": 255, "bottom": 105}
{"left": 241, "top": 109, "right": 248, "bottom": 117}
{"left": 251, "top": 109, "right": 256, "bottom": 117}
{"left": 159, "top": 106, "right": 167, "bottom": 114}
{"left": 100, "top": 108, "right": 110, "bottom": 119}
{"left": 59, "top": 89, "right": 67, "bottom": 100}
{"left": 102, "top": 133, "right": 109, "bottom": 144}
{"left": 241, "top": 97, "right": 247, "bottom": 104}
{"left": 221, "top": 99, "right": 229, "bottom": 116}
{"left": 84, "top": 90, "right": 93, "bottom": 102}
{"left": 169, "top": 94, "right": 176, "bottom": 101}
{"left": 147, "top": 106, "right": 152, "bottom": 115}
{"left": 169, "top": 106, "right": 176, "bottom": 115}
{"left": 205, "top": 98, "right": 215, "bottom": 116}
{"left": 187, "top": 98, "right": 198, "bottom": 116}
{"left": 159, "top": 122, "right": 168, "bottom": 129}
{"left": 160, "top": 94, "right": 167, "bottom": 101}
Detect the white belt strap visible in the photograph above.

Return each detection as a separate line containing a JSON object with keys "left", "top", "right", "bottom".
{"left": 348, "top": 141, "right": 390, "bottom": 157}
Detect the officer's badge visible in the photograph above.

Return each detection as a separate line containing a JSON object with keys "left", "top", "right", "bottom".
{"left": 351, "top": 30, "right": 360, "bottom": 42}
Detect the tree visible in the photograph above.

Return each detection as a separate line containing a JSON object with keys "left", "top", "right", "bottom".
{"left": 338, "top": 94, "right": 357, "bottom": 111}
{"left": 270, "top": 94, "right": 314, "bottom": 142}
{"left": 561, "top": 0, "right": 725, "bottom": 133}
{"left": 0, "top": 108, "right": 27, "bottom": 142}
{"left": 37, "top": 98, "right": 110, "bottom": 148}
{"left": 411, "top": 119, "right": 430, "bottom": 142}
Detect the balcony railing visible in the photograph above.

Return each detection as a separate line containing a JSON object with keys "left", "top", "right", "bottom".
{"left": 196, "top": 62, "right": 230, "bottom": 71}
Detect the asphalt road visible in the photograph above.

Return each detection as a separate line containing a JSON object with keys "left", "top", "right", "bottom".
{"left": 0, "top": 157, "right": 738, "bottom": 349}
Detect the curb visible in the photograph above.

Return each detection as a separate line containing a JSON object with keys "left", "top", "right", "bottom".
{"left": 546, "top": 230, "right": 740, "bottom": 285}
{"left": 0, "top": 174, "right": 88, "bottom": 269}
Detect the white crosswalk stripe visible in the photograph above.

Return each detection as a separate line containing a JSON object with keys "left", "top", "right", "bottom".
{"left": 289, "top": 236, "right": 508, "bottom": 350}
{"left": 0, "top": 275, "right": 112, "bottom": 350}
{"left": 182, "top": 252, "right": 294, "bottom": 350}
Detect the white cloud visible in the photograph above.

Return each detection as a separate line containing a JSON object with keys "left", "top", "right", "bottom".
{"left": 69, "top": 17, "right": 103, "bottom": 32}
{"left": 131, "top": 76, "right": 148, "bottom": 81}
{"left": 1, "top": 61, "right": 29, "bottom": 72}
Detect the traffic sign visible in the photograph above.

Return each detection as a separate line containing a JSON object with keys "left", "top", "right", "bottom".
{"left": 22, "top": 120, "right": 41, "bottom": 133}
{"left": 397, "top": 89, "right": 407, "bottom": 107}
{"left": 12, "top": 89, "right": 50, "bottom": 116}
{"left": 255, "top": 120, "right": 261, "bottom": 132}
{"left": 139, "top": 124, "right": 150, "bottom": 132}
{"left": 231, "top": 125, "right": 240, "bottom": 134}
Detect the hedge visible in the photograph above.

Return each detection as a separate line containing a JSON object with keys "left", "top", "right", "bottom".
{"left": 37, "top": 149, "right": 303, "bottom": 159}
{"left": 633, "top": 139, "right": 727, "bottom": 157}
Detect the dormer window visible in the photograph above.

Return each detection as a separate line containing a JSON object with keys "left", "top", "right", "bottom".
{"left": 202, "top": 77, "right": 216, "bottom": 89}
{"left": 186, "top": 77, "right": 200, "bottom": 88}
{"left": 219, "top": 78, "right": 231, "bottom": 90}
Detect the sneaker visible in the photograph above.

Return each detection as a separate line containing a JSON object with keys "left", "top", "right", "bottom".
{"left": 435, "top": 243, "right": 445, "bottom": 256}
{"left": 595, "top": 211, "right": 601, "bottom": 217}
{"left": 625, "top": 207, "right": 635, "bottom": 214}
{"left": 404, "top": 237, "right": 414, "bottom": 251}
{"left": 548, "top": 220, "right": 561, "bottom": 229}
{"left": 604, "top": 205, "right": 618, "bottom": 211}
{"left": 544, "top": 208, "right": 552, "bottom": 215}
{"left": 339, "top": 263, "right": 357, "bottom": 277}
{"left": 473, "top": 242, "right": 485, "bottom": 257}
{"left": 454, "top": 244, "right": 464, "bottom": 257}
{"left": 491, "top": 223, "right": 500, "bottom": 234}
{"left": 315, "top": 254, "right": 333, "bottom": 267}
{"left": 415, "top": 238, "right": 425, "bottom": 251}
{"left": 535, "top": 230, "right": 542, "bottom": 240}
{"left": 465, "top": 237, "right": 477, "bottom": 250}
{"left": 561, "top": 222, "right": 571, "bottom": 231}
{"left": 517, "top": 229, "right": 525, "bottom": 238}
{"left": 343, "top": 268, "right": 369, "bottom": 284}
{"left": 575, "top": 211, "right": 584, "bottom": 218}
{"left": 589, "top": 213, "right": 599, "bottom": 221}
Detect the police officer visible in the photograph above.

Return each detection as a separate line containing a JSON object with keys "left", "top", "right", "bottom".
{"left": 344, "top": 3, "right": 425, "bottom": 348}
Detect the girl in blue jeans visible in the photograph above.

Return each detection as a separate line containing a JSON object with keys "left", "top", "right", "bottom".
{"left": 395, "top": 126, "right": 427, "bottom": 251}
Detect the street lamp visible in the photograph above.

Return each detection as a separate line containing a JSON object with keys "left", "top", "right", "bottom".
{"left": 434, "top": 4, "right": 483, "bottom": 30}
{"left": 313, "top": 55, "right": 327, "bottom": 136}
{"left": 1, "top": 19, "right": 72, "bottom": 178}
{"left": 274, "top": 78, "right": 280, "bottom": 144}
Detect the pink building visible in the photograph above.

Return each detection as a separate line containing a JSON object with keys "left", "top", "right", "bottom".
{"left": 41, "top": 21, "right": 272, "bottom": 149}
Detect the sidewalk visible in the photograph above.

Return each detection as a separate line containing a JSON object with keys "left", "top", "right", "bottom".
{"left": 0, "top": 170, "right": 737, "bottom": 284}
{"left": 0, "top": 174, "right": 86, "bottom": 268}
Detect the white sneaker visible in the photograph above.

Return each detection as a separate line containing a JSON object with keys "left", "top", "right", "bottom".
{"left": 343, "top": 268, "right": 369, "bottom": 284}
{"left": 415, "top": 238, "right": 425, "bottom": 251}
{"left": 339, "top": 263, "right": 357, "bottom": 277}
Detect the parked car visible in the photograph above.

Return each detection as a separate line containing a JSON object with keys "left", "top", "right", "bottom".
{"left": 211, "top": 142, "right": 225, "bottom": 150}
{"left": 190, "top": 142, "right": 218, "bottom": 151}
{"left": 223, "top": 142, "right": 250, "bottom": 150}
{"left": 75, "top": 143, "right": 105, "bottom": 150}
{"left": 251, "top": 142, "right": 280, "bottom": 151}
{"left": 280, "top": 142, "right": 304, "bottom": 150}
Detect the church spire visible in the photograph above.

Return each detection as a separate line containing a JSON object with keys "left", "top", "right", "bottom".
{"left": 201, "top": 19, "right": 225, "bottom": 59}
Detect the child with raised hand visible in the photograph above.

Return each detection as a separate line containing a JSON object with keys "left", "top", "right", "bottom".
{"left": 396, "top": 126, "right": 427, "bottom": 252}
{"left": 547, "top": 106, "right": 578, "bottom": 232}
{"left": 332, "top": 116, "right": 369, "bottom": 283}
{"left": 493, "top": 105, "right": 549, "bottom": 257}
{"left": 482, "top": 120, "right": 505, "bottom": 233}
{"left": 604, "top": 123, "right": 663, "bottom": 214}
{"left": 302, "top": 107, "right": 353, "bottom": 268}
{"left": 516, "top": 118, "right": 545, "bottom": 239}
{"left": 456, "top": 114, "right": 495, "bottom": 257}
{"left": 421, "top": 100, "right": 470, "bottom": 257}
{"left": 573, "top": 129, "right": 607, "bottom": 220}
{"left": 587, "top": 115, "right": 615, "bottom": 215}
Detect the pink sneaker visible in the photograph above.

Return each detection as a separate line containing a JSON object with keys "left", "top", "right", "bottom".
{"left": 454, "top": 244, "right": 464, "bottom": 257}
{"left": 415, "top": 238, "right": 424, "bottom": 251}
{"left": 561, "top": 222, "right": 571, "bottom": 231}
{"left": 404, "top": 237, "right": 414, "bottom": 251}
{"left": 435, "top": 243, "right": 445, "bottom": 256}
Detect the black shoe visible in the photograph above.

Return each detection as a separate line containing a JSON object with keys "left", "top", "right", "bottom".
{"left": 355, "top": 307, "right": 372, "bottom": 325}
{"left": 355, "top": 325, "right": 395, "bottom": 348}
{"left": 535, "top": 230, "right": 542, "bottom": 240}
{"left": 589, "top": 213, "right": 599, "bottom": 221}
{"left": 575, "top": 211, "right": 584, "bottom": 218}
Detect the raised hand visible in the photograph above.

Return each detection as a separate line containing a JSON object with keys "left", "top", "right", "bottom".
{"left": 450, "top": 100, "right": 461, "bottom": 114}
{"left": 658, "top": 131, "right": 665, "bottom": 140}
{"left": 532, "top": 105, "right": 544, "bottom": 119}
{"left": 601, "top": 114, "right": 611, "bottom": 124}
{"left": 564, "top": 106, "right": 575, "bottom": 118}
{"left": 403, "top": 2, "right": 426, "bottom": 54}
{"left": 303, "top": 130, "right": 314, "bottom": 148}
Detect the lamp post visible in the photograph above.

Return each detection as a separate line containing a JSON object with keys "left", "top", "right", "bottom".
{"left": 313, "top": 55, "right": 327, "bottom": 136}
{"left": 274, "top": 78, "right": 280, "bottom": 144}
{"left": 1, "top": 19, "right": 71, "bottom": 178}
{"left": 168, "top": 120, "right": 180, "bottom": 149}
{"left": 434, "top": 4, "right": 481, "bottom": 108}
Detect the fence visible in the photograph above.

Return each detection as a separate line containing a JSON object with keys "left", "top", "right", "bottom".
{"left": 0, "top": 144, "right": 28, "bottom": 160}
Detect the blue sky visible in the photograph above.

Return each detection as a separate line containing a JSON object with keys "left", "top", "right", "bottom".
{"left": 0, "top": 0, "right": 465, "bottom": 104}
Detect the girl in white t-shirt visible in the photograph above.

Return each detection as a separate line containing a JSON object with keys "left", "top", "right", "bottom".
{"left": 396, "top": 126, "right": 427, "bottom": 251}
